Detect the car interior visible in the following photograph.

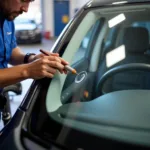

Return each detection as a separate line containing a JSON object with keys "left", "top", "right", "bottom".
{"left": 96, "top": 26, "right": 150, "bottom": 96}
{"left": 18, "top": 4, "right": 150, "bottom": 150}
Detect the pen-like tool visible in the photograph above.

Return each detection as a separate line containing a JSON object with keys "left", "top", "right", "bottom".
{"left": 39, "top": 49, "right": 78, "bottom": 75}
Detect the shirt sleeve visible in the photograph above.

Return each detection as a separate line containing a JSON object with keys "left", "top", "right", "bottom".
{"left": 11, "top": 21, "right": 17, "bottom": 49}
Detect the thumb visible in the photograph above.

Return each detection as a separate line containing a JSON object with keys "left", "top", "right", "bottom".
{"left": 50, "top": 52, "right": 59, "bottom": 56}
{"left": 40, "top": 49, "right": 59, "bottom": 56}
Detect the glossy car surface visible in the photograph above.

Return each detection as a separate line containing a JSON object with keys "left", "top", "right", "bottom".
{"left": 14, "top": 18, "right": 42, "bottom": 44}
{"left": 1, "top": 0, "right": 150, "bottom": 150}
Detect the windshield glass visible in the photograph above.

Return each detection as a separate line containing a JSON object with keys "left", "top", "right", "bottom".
{"left": 46, "top": 4, "right": 150, "bottom": 129}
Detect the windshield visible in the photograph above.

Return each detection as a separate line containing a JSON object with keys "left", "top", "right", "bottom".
{"left": 47, "top": 4, "right": 150, "bottom": 111}
{"left": 45, "top": 4, "right": 150, "bottom": 144}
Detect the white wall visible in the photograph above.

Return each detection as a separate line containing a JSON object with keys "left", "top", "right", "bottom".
{"left": 41, "top": 0, "right": 54, "bottom": 38}
{"left": 42, "top": 0, "right": 90, "bottom": 37}
{"left": 70, "top": 0, "right": 76, "bottom": 18}
{"left": 70, "top": 0, "right": 90, "bottom": 18}
{"left": 76, "top": 0, "right": 90, "bottom": 8}
{"left": 18, "top": 0, "right": 41, "bottom": 21}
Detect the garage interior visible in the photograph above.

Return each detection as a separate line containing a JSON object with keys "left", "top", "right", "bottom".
{"left": 0, "top": 0, "right": 90, "bottom": 129}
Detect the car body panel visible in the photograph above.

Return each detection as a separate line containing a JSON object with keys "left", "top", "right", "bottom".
{"left": 85, "top": 0, "right": 150, "bottom": 9}
{"left": 14, "top": 18, "right": 42, "bottom": 44}
{"left": 1, "top": 1, "right": 150, "bottom": 150}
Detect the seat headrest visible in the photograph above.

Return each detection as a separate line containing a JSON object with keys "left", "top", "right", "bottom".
{"left": 123, "top": 27, "right": 149, "bottom": 53}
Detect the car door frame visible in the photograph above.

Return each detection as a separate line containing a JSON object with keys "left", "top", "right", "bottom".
{"left": 0, "top": 6, "right": 93, "bottom": 150}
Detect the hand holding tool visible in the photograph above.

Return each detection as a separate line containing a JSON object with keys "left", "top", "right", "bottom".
{"left": 39, "top": 49, "right": 78, "bottom": 74}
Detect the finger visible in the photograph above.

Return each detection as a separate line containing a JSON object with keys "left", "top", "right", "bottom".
{"left": 59, "top": 57, "right": 69, "bottom": 65}
{"left": 45, "top": 64, "right": 63, "bottom": 74}
{"left": 39, "top": 53, "right": 45, "bottom": 57}
{"left": 57, "top": 69, "right": 67, "bottom": 74}
{"left": 41, "top": 57, "right": 67, "bottom": 74}
{"left": 48, "top": 61, "right": 65, "bottom": 72}
{"left": 58, "top": 70, "right": 63, "bottom": 74}
{"left": 50, "top": 53, "right": 59, "bottom": 56}
{"left": 40, "top": 50, "right": 68, "bottom": 66}
{"left": 40, "top": 49, "right": 59, "bottom": 56}
{"left": 42, "top": 71, "right": 54, "bottom": 78}
{"left": 47, "top": 56, "right": 61, "bottom": 63}
{"left": 46, "top": 66, "right": 57, "bottom": 74}
{"left": 35, "top": 53, "right": 45, "bottom": 59}
{"left": 47, "top": 60, "right": 67, "bottom": 74}
{"left": 63, "top": 70, "right": 68, "bottom": 74}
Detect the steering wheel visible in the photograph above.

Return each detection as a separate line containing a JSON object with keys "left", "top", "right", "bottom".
{"left": 96, "top": 63, "right": 150, "bottom": 96}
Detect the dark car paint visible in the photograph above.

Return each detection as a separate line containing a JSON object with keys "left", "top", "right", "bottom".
{"left": 0, "top": 6, "right": 87, "bottom": 150}
{"left": 16, "top": 34, "right": 42, "bottom": 44}
{"left": 15, "top": 19, "right": 42, "bottom": 44}
{"left": 0, "top": 0, "right": 150, "bottom": 150}
{"left": 87, "top": 0, "right": 150, "bottom": 8}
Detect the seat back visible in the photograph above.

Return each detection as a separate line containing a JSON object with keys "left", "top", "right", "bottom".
{"left": 96, "top": 27, "right": 150, "bottom": 94}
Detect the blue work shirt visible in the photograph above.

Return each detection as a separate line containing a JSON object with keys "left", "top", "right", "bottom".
{"left": 0, "top": 15, "right": 17, "bottom": 93}
{"left": 0, "top": 15, "right": 17, "bottom": 68}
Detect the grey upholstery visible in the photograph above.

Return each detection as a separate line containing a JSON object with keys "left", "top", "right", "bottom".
{"left": 123, "top": 27, "right": 149, "bottom": 53}
{"left": 96, "top": 27, "right": 150, "bottom": 95}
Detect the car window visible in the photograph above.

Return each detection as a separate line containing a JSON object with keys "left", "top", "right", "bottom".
{"left": 72, "top": 25, "right": 94, "bottom": 64}
{"left": 132, "top": 21, "right": 150, "bottom": 40}
{"left": 44, "top": 5, "right": 150, "bottom": 146}
{"left": 26, "top": 4, "right": 150, "bottom": 149}
{"left": 46, "top": 4, "right": 150, "bottom": 111}
{"left": 46, "top": 11, "right": 101, "bottom": 111}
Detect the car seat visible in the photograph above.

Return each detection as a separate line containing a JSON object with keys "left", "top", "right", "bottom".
{"left": 96, "top": 27, "right": 150, "bottom": 95}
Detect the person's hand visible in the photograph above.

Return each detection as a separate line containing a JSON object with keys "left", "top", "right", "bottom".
{"left": 28, "top": 49, "right": 68, "bottom": 74}
{"left": 24, "top": 54, "right": 69, "bottom": 79}
{"left": 28, "top": 51, "right": 59, "bottom": 63}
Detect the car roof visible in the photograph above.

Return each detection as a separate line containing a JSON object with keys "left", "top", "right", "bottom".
{"left": 84, "top": 0, "right": 150, "bottom": 9}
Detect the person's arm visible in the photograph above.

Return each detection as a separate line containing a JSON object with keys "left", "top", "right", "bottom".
{"left": 1, "top": 54, "right": 68, "bottom": 88}
{"left": 0, "top": 64, "right": 29, "bottom": 88}
{"left": 9, "top": 47, "right": 60, "bottom": 65}
{"left": 10, "top": 20, "right": 35, "bottom": 65}
{"left": 9, "top": 46, "right": 27, "bottom": 65}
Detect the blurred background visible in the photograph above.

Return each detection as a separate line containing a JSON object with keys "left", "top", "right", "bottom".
{"left": 8, "top": 0, "right": 90, "bottom": 118}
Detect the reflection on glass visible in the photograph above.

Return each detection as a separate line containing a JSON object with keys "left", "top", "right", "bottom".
{"left": 106, "top": 45, "right": 126, "bottom": 67}
{"left": 108, "top": 13, "right": 126, "bottom": 28}
{"left": 112, "top": 1, "right": 128, "bottom": 5}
